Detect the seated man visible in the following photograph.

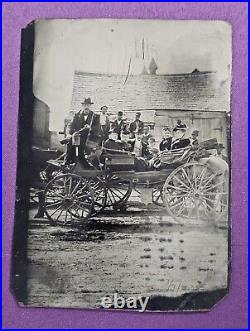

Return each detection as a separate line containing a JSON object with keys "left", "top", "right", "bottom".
{"left": 148, "top": 137, "right": 158, "bottom": 153}
{"left": 171, "top": 120, "right": 191, "bottom": 150}
{"left": 159, "top": 126, "right": 172, "bottom": 151}
{"left": 102, "top": 130, "right": 124, "bottom": 154}
{"left": 111, "top": 111, "right": 126, "bottom": 140}
{"left": 120, "top": 129, "right": 131, "bottom": 151}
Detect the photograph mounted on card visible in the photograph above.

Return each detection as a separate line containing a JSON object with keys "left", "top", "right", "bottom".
{"left": 12, "top": 19, "right": 231, "bottom": 311}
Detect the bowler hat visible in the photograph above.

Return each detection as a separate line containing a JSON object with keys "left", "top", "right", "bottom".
{"left": 81, "top": 98, "right": 94, "bottom": 105}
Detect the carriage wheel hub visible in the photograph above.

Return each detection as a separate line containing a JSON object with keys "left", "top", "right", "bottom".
{"left": 191, "top": 190, "right": 200, "bottom": 198}
{"left": 62, "top": 197, "right": 73, "bottom": 208}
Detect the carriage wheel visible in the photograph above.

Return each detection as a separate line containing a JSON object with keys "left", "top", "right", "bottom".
{"left": 44, "top": 174, "right": 94, "bottom": 226}
{"left": 152, "top": 184, "right": 164, "bottom": 206}
{"left": 87, "top": 178, "right": 107, "bottom": 216}
{"left": 163, "top": 162, "right": 228, "bottom": 223}
{"left": 104, "top": 174, "right": 132, "bottom": 209}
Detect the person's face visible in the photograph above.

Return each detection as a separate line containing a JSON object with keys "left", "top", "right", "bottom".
{"left": 118, "top": 114, "right": 123, "bottom": 120}
{"left": 149, "top": 140, "right": 155, "bottom": 147}
{"left": 135, "top": 134, "right": 142, "bottom": 142}
{"left": 143, "top": 127, "right": 149, "bottom": 135}
{"left": 110, "top": 132, "right": 118, "bottom": 140}
{"left": 174, "top": 130, "right": 185, "bottom": 140}
{"left": 121, "top": 134, "right": 128, "bottom": 142}
{"left": 163, "top": 130, "right": 171, "bottom": 139}
{"left": 135, "top": 115, "right": 140, "bottom": 121}
{"left": 82, "top": 105, "right": 90, "bottom": 115}
{"left": 192, "top": 133, "right": 198, "bottom": 139}
{"left": 101, "top": 107, "right": 108, "bottom": 114}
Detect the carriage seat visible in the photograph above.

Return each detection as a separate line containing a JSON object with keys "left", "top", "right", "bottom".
{"left": 104, "top": 153, "right": 135, "bottom": 171}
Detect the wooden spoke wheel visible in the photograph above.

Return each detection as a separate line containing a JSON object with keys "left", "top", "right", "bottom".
{"left": 152, "top": 183, "right": 164, "bottom": 206}
{"left": 163, "top": 162, "right": 229, "bottom": 223}
{"left": 87, "top": 177, "right": 107, "bottom": 216}
{"left": 104, "top": 174, "right": 132, "bottom": 209}
{"left": 44, "top": 174, "right": 94, "bottom": 226}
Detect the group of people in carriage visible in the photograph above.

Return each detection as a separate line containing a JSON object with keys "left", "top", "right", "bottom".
{"left": 60, "top": 97, "right": 226, "bottom": 172}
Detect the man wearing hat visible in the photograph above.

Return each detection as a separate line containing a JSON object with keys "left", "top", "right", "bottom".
{"left": 111, "top": 111, "right": 126, "bottom": 140}
{"left": 62, "top": 98, "right": 96, "bottom": 166}
{"left": 214, "top": 143, "right": 228, "bottom": 162}
{"left": 171, "top": 120, "right": 191, "bottom": 150}
{"left": 129, "top": 111, "right": 144, "bottom": 135}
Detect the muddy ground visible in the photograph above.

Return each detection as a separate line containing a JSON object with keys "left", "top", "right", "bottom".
{"left": 25, "top": 197, "right": 229, "bottom": 311}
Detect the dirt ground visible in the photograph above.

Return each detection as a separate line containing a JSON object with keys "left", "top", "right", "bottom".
{"left": 25, "top": 196, "right": 229, "bottom": 310}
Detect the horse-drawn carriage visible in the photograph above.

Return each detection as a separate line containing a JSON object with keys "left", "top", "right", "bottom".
{"left": 36, "top": 137, "right": 229, "bottom": 226}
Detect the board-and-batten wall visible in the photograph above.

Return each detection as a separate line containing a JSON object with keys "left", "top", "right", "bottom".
{"left": 154, "top": 109, "right": 229, "bottom": 154}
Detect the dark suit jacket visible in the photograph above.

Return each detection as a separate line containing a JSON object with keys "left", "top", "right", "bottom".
{"left": 69, "top": 111, "right": 94, "bottom": 135}
{"left": 171, "top": 138, "right": 191, "bottom": 150}
{"left": 159, "top": 137, "right": 172, "bottom": 151}
{"left": 129, "top": 120, "right": 144, "bottom": 134}
{"left": 69, "top": 110, "right": 100, "bottom": 150}
{"left": 111, "top": 119, "right": 126, "bottom": 139}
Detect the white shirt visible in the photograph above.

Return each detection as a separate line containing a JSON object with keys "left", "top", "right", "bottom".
{"left": 100, "top": 114, "right": 107, "bottom": 126}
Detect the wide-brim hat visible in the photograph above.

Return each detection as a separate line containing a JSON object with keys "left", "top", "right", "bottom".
{"left": 81, "top": 98, "right": 94, "bottom": 105}
{"left": 216, "top": 143, "right": 225, "bottom": 149}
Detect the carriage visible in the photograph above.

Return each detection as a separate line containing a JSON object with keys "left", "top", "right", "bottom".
{"left": 38, "top": 136, "right": 229, "bottom": 227}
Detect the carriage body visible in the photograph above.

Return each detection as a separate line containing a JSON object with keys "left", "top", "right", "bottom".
{"left": 41, "top": 141, "right": 229, "bottom": 227}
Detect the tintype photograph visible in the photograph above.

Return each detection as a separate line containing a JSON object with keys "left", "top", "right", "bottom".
{"left": 13, "top": 19, "right": 231, "bottom": 311}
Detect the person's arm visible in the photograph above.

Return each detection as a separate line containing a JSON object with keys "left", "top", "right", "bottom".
{"left": 111, "top": 120, "right": 116, "bottom": 130}
{"left": 106, "top": 117, "right": 110, "bottom": 132}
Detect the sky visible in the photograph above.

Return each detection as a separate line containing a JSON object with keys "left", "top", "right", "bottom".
{"left": 33, "top": 19, "right": 232, "bottom": 130}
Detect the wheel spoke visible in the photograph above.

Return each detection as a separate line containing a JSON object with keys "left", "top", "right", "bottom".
{"left": 169, "top": 198, "right": 184, "bottom": 210}
{"left": 173, "top": 175, "right": 190, "bottom": 190}
{"left": 47, "top": 189, "right": 65, "bottom": 199}
{"left": 165, "top": 184, "right": 189, "bottom": 194}
{"left": 46, "top": 201, "right": 62, "bottom": 208}
{"left": 49, "top": 204, "right": 63, "bottom": 217}
{"left": 71, "top": 180, "right": 82, "bottom": 196}
{"left": 109, "top": 188, "right": 124, "bottom": 199}
{"left": 202, "top": 192, "right": 227, "bottom": 196}
{"left": 203, "top": 180, "right": 226, "bottom": 192}
{"left": 181, "top": 168, "right": 193, "bottom": 189}
{"left": 202, "top": 173, "right": 219, "bottom": 189}
{"left": 56, "top": 208, "right": 64, "bottom": 221}
{"left": 197, "top": 167, "right": 210, "bottom": 189}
